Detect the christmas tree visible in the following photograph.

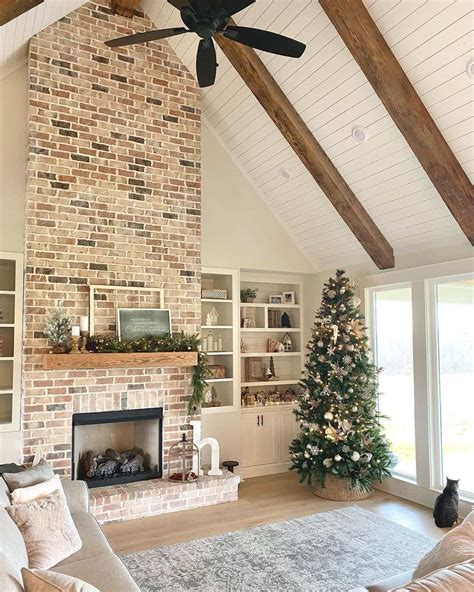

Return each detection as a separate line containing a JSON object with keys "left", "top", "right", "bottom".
{"left": 290, "top": 270, "right": 392, "bottom": 492}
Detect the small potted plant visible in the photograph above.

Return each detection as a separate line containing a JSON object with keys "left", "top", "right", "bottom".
{"left": 44, "top": 303, "right": 72, "bottom": 353}
{"left": 240, "top": 288, "right": 258, "bottom": 303}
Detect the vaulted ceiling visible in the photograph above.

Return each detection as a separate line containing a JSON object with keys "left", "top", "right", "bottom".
{"left": 1, "top": 0, "right": 473, "bottom": 270}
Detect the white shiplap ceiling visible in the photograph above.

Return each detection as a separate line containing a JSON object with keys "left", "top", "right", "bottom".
{"left": 1, "top": 0, "right": 473, "bottom": 270}
{"left": 0, "top": 0, "right": 86, "bottom": 76}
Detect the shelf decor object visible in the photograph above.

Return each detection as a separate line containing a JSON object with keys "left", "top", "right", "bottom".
{"left": 202, "top": 289, "right": 227, "bottom": 300}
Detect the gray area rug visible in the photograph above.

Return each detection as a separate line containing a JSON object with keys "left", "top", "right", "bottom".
{"left": 123, "top": 506, "right": 434, "bottom": 592}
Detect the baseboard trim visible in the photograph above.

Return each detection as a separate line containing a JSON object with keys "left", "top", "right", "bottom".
{"left": 240, "top": 462, "right": 290, "bottom": 479}
{"left": 375, "top": 477, "right": 473, "bottom": 518}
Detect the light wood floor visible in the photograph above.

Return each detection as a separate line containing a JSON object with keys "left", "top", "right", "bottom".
{"left": 103, "top": 472, "right": 444, "bottom": 554}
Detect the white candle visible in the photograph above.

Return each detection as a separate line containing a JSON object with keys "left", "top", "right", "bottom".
{"left": 71, "top": 325, "right": 80, "bottom": 337}
{"left": 80, "top": 316, "right": 89, "bottom": 332}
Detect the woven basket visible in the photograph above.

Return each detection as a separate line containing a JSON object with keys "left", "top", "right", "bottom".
{"left": 312, "top": 474, "right": 373, "bottom": 501}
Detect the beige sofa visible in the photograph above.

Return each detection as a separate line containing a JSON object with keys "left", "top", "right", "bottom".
{"left": 0, "top": 477, "right": 139, "bottom": 592}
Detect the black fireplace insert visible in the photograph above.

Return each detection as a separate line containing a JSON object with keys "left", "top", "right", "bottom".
{"left": 72, "top": 408, "right": 163, "bottom": 488}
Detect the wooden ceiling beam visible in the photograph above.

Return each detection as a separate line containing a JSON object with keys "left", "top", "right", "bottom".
{"left": 110, "top": 0, "right": 140, "bottom": 18}
{"left": 215, "top": 27, "right": 394, "bottom": 269}
{"left": 0, "top": 0, "right": 43, "bottom": 26}
{"left": 320, "top": 0, "right": 474, "bottom": 245}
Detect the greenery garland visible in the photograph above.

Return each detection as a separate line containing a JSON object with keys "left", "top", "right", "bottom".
{"left": 86, "top": 332, "right": 211, "bottom": 416}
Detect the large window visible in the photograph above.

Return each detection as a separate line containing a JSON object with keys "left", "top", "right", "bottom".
{"left": 373, "top": 287, "right": 416, "bottom": 479}
{"left": 435, "top": 279, "right": 474, "bottom": 495}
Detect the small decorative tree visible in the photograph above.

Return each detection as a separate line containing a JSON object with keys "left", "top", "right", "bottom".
{"left": 290, "top": 270, "right": 392, "bottom": 499}
{"left": 43, "top": 303, "right": 72, "bottom": 353}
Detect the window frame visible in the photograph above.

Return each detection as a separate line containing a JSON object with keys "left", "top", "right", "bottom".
{"left": 360, "top": 257, "right": 474, "bottom": 509}
{"left": 367, "top": 282, "right": 417, "bottom": 481}
{"left": 426, "top": 272, "right": 474, "bottom": 497}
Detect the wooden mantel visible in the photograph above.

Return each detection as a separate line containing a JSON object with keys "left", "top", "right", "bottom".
{"left": 43, "top": 351, "right": 198, "bottom": 370}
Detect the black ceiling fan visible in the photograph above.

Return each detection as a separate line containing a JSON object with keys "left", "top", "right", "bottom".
{"left": 105, "top": 0, "right": 306, "bottom": 88}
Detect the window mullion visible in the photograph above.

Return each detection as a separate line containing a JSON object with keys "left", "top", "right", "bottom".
{"left": 411, "top": 281, "right": 431, "bottom": 488}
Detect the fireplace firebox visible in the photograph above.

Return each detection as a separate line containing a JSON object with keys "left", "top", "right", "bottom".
{"left": 72, "top": 408, "right": 163, "bottom": 488}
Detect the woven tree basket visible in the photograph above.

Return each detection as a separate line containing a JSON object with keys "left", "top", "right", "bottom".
{"left": 312, "top": 474, "right": 373, "bottom": 501}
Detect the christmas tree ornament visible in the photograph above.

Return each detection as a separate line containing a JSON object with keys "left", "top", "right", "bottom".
{"left": 351, "top": 451, "right": 360, "bottom": 461}
{"left": 323, "top": 411, "right": 334, "bottom": 421}
{"left": 328, "top": 290, "right": 336, "bottom": 298}
{"left": 334, "top": 454, "right": 342, "bottom": 462}
{"left": 351, "top": 405, "right": 358, "bottom": 412}
{"left": 323, "top": 458, "right": 332, "bottom": 468}
{"left": 318, "top": 354, "right": 326, "bottom": 362}
{"left": 317, "top": 340, "right": 324, "bottom": 348}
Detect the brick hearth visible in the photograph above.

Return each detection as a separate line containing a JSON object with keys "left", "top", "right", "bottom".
{"left": 91, "top": 473, "right": 240, "bottom": 524}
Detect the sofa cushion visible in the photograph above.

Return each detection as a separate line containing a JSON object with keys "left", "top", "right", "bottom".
{"left": 413, "top": 521, "right": 474, "bottom": 579}
{"left": 0, "top": 508, "right": 28, "bottom": 591}
{"left": 6, "top": 490, "right": 82, "bottom": 570}
{"left": 11, "top": 475, "right": 63, "bottom": 505}
{"left": 393, "top": 559, "right": 474, "bottom": 591}
{"left": 53, "top": 554, "right": 140, "bottom": 592}
{"left": 22, "top": 567, "right": 99, "bottom": 592}
{"left": 54, "top": 512, "right": 113, "bottom": 567}
{"left": 3, "top": 460, "right": 54, "bottom": 493}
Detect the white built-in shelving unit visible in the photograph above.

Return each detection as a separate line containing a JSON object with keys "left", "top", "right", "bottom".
{"left": 0, "top": 252, "right": 23, "bottom": 433}
{"left": 200, "top": 268, "right": 240, "bottom": 414}
{"left": 200, "top": 269, "right": 305, "bottom": 478}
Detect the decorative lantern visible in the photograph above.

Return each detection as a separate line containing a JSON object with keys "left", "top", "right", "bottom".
{"left": 167, "top": 433, "right": 200, "bottom": 482}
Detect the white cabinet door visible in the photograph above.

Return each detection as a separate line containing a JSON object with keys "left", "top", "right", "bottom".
{"left": 256, "top": 411, "right": 279, "bottom": 465}
{"left": 241, "top": 411, "right": 279, "bottom": 467}
{"left": 279, "top": 407, "right": 299, "bottom": 462}
{"left": 241, "top": 413, "right": 259, "bottom": 467}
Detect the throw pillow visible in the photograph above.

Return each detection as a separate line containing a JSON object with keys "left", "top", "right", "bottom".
{"left": 413, "top": 521, "right": 474, "bottom": 579}
{"left": 6, "top": 490, "right": 82, "bottom": 569}
{"left": 22, "top": 568, "right": 99, "bottom": 592}
{"left": 394, "top": 559, "right": 474, "bottom": 591}
{"left": 3, "top": 459, "right": 54, "bottom": 492}
{"left": 11, "top": 475, "right": 63, "bottom": 505}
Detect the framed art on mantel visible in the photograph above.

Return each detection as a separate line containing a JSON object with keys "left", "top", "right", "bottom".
{"left": 117, "top": 308, "right": 171, "bottom": 340}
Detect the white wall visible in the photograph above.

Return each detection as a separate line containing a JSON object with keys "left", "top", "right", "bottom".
{"left": 0, "top": 63, "right": 27, "bottom": 253}
{"left": 201, "top": 123, "right": 313, "bottom": 274}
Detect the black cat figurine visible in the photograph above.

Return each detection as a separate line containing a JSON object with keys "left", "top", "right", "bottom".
{"left": 433, "top": 478, "right": 460, "bottom": 528}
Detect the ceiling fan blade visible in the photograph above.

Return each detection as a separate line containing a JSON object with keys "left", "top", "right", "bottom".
{"left": 223, "top": 26, "right": 306, "bottom": 58}
{"left": 105, "top": 27, "right": 189, "bottom": 47}
{"left": 167, "top": 0, "right": 189, "bottom": 9}
{"left": 196, "top": 38, "right": 217, "bottom": 87}
{"left": 219, "top": 0, "right": 254, "bottom": 16}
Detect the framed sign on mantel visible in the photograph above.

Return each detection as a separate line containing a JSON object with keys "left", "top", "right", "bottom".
{"left": 117, "top": 308, "right": 171, "bottom": 340}
{"left": 89, "top": 285, "right": 164, "bottom": 334}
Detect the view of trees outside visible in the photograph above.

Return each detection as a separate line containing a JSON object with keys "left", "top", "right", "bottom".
{"left": 437, "top": 281, "right": 474, "bottom": 495}
{"left": 373, "top": 287, "right": 416, "bottom": 478}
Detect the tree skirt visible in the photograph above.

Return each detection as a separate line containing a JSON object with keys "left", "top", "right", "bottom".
{"left": 123, "top": 506, "right": 434, "bottom": 591}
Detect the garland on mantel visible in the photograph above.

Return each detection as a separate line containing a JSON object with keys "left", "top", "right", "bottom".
{"left": 87, "top": 333, "right": 212, "bottom": 416}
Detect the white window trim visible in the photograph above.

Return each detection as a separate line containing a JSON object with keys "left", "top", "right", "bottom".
{"left": 360, "top": 257, "right": 474, "bottom": 516}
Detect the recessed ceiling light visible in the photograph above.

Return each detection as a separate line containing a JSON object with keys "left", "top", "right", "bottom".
{"left": 352, "top": 126, "right": 368, "bottom": 143}
{"left": 466, "top": 58, "right": 474, "bottom": 79}
{"left": 279, "top": 167, "right": 290, "bottom": 180}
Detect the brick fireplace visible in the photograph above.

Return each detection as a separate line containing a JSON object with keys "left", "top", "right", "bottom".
{"left": 22, "top": 0, "right": 239, "bottom": 523}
